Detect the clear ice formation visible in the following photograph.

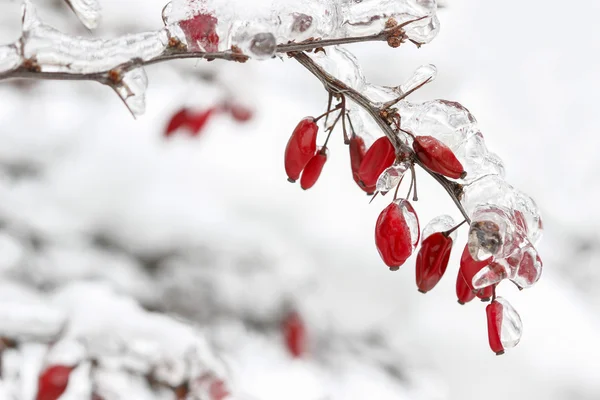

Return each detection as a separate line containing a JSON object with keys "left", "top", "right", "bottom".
{"left": 421, "top": 215, "right": 456, "bottom": 242}
{"left": 163, "top": 0, "right": 439, "bottom": 58}
{"left": 376, "top": 162, "right": 409, "bottom": 193}
{"left": 0, "top": 44, "right": 22, "bottom": 75}
{"left": 113, "top": 68, "right": 149, "bottom": 117}
{"left": 495, "top": 297, "right": 523, "bottom": 349}
{"left": 21, "top": 1, "right": 169, "bottom": 75}
{"left": 64, "top": 0, "right": 102, "bottom": 29}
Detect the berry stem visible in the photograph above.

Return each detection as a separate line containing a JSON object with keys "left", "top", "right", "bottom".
{"left": 314, "top": 103, "right": 343, "bottom": 122}
{"left": 443, "top": 219, "right": 468, "bottom": 237}
{"left": 410, "top": 164, "right": 418, "bottom": 201}
{"left": 382, "top": 77, "right": 435, "bottom": 110}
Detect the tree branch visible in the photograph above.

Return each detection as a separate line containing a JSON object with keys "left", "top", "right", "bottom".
{"left": 293, "top": 52, "right": 470, "bottom": 223}
{"left": 0, "top": 9, "right": 469, "bottom": 222}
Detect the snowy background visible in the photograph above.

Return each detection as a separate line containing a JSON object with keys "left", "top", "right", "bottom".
{"left": 1, "top": 0, "right": 600, "bottom": 399}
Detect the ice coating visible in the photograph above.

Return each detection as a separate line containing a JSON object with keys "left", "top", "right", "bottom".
{"left": 467, "top": 205, "right": 522, "bottom": 261}
{"left": 0, "top": 44, "right": 22, "bottom": 74}
{"left": 461, "top": 175, "right": 543, "bottom": 245}
{"left": 113, "top": 68, "right": 149, "bottom": 117}
{"left": 511, "top": 244, "right": 543, "bottom": 289}
{"left": 340, "top": 0, "right": 439, "bottom": 43}
{"left": 64, "top": 0, "right": 102, "bottom": 29}
{"left": 400, "top": 99, "right": 479, "bottom": 149}
{"left": 495, "top": 297, "right": 523, "bottom": 349}
{"left": 399, "top": 200, "right": 420, "bottom": 249}
{"left": 398, "top": 64, "right": 437, "bottom": 95}
{"left": 472, "top": 262, "right": 507, "bottom": 290}
{"left": 376, "top": 163, "right": 409, "bottom": 193}
{"left": 421, "top": 215, "right": 456, "bottom": 242}
{"left": 163, "top": 0, "right": 439, "bottom": 58}
{"left": 21, "top": 1, "right": 169, "bottom": 74}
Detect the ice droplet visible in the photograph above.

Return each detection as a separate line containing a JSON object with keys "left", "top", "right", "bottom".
{"left": 468, "top": 220, "right": 502, "bottom": 261}
{"left": 511, "top": 244, "right": 542, "bottom": 289}
{"left": 113, "top": 68, "right": 149, "bottom": 117}
{"left": 421, "top": 215, "right": 456, "bottom": 242}
{"left": 64, "top": 0, "right": 102, "bottom": 30}
{"left": 467, "top": 205, "right": 524, "bottom": 261}
{"left": 0, "top": 44, "right": 22, "bottom": 74}
{"left": 249, "top": 32, "right": 277, "bottom": 59}
{"left": 472, "top": 262, "right": 506, "bottom": 290}
{"left": 461, "top": 175, "right": 543, "bottom": 245}
{"left": 398, "top": 199, "right": 420, "bottom": 249}
{"left": 376, "top": 163, "right": 409, "bottom": 193}
{"left": 401, "top": 99, "right": 479, "bottom": 150}
{"left": 399, "top": 64, "right": 437, "bottom": 95}
{"left": 495, "top": 297, "right": 523, "bottom": 349}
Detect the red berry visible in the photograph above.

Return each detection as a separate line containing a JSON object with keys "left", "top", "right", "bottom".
{"left": 209, "top": 379, "right": 229, "bottom": 400}
{"left": 300, "top": 149, "right": 328, "bottom": 190}
{"left": 36, "top": 365, "right": 74, "bottom": 400}
{"left": 282, "top": 311, "right": 307, "bottom": 358}
{"left": 165, "top": 108, "right": 190, "bottom": 137}
{"left": 459, "top": 244, "right": 492, "bottom": 292}
{"left": 349, "top": 135, "right": 376, "bottom": 194}
{"left": 229, "top": 104, "right": 253, "bottom": 123}
{"left": 187, "top": 108, "right": 215, "bottom": 136}
{"left": 357, "top": 136, "right": 396, "bottom": 189}
{"left": 486, "top": 300, "right": 505, "bottom": 355}
{"left": 456, "top": 270, "right": 476, "bottom": 304}
{"left": 476, "top": 285, "right": 495, "bottom": 302}
{"left": 284, "top": 117, "right": 318, "bottom": 182}
{"left": 375, "top": 199, "right": 419, "bottom": 270}
{"left": 412, "top": 136, "right": 465, "bottom": 179}
{"left": 415, "top": 232, "right": 453, "bottom": 293}
{"left": 178, "top": 14, "right": 220, "bottom": 52}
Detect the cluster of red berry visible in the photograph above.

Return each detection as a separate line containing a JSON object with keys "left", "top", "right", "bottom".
{"left": 34, "top": 362, "right": 229, "bottom": 399}
{"left": 164, "top": 102, "right": 252, "bottom": 138}
{"left": 284, "top": 110, "right": 536, "bottom": 355}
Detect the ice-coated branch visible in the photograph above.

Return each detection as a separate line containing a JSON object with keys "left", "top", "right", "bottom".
{"left": 0, "top": 0, "right": 438, "bottom": 116}
{"left": 292, "top": 52, "right": 471, "bottom": 223}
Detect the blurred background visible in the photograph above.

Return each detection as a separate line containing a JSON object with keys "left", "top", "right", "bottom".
{"left": 1, "top": 0, "right": 599, "bottom": 399}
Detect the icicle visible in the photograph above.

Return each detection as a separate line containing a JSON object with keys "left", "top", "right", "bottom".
{"left": 64, "top": 0, "right": 102, "bottom": 30}
{"left": 376, "top": 163, "right": 409, "bottom": 194}
{"left": 113, "top": 68, "right": 149, "bottom": 118}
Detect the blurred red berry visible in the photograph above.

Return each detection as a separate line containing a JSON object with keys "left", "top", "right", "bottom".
{"left": 300, "top": 149, "right": 328, "bottom": 190}
{"left": 357, "top": 136, "right": 396, "bottom": 189}
{"left": 209, "top": 379, "right": 230, "bottom": 400}
{"left": 282, "top": 311, "right": 307, "bottom": 358}
{"left": 36, "top": 365, "right": 74, "bottom": 400}
{"left": 415, "top": 232, "right": 453, "bottom": 293}
{"left": 413, "top": 135, "right": 465, "bottom": 179}
{"left": 187, "top": 108, "right": 216, "bottom": 136}
{"left": 284, "top": 117, "right": 318, "bottom": 182}
{"left": 229, "top": 104, "right": 253, "bottom": 123}
{"left": 165, "top": 108, "right": 190, "bottom": 137}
